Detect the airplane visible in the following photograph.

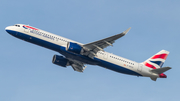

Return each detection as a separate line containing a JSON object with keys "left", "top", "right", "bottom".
{"left": 5, "top": 24, "right": 171, "bottom": 81}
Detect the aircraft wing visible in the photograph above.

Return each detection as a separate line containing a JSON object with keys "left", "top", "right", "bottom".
{"left": 83, "top": 27, "right": 131, "bottom": 58}
{"left": 66, "top": 58, "right": 87, "bottom": 72}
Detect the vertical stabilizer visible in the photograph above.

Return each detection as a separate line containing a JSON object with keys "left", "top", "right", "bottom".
{"left": 143, "top": 50, "right": 169, "bottom": 69}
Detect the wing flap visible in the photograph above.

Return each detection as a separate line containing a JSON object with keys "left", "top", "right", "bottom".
{"left": 71, "top": 64, "right": 86, "bottom": 72}
{"left": 67, "top": 58, "right": 87, "bottom": 72}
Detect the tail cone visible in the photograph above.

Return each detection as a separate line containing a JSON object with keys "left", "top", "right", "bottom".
{"left": 159, "top": 73, "right": 167, "bottom": 78}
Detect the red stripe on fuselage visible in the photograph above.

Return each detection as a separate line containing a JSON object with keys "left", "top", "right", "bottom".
{"left": 151, "top": 54, "right": 168, "bottom": 60}
{"left": 24, "top": 25, "right": 38, "bottom": 30}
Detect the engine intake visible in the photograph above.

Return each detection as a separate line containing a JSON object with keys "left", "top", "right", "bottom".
{"left": 67, "top": 42, "right": 83, "bottom": 54}
{"left": 52, "top": 55, "right": 69, "bottom": 67}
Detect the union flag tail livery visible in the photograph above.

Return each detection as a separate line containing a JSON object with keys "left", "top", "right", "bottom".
{"left": 144, "top": 50, "right": 169, "bottom": 69}
{"left": 5, "top": 24, "right": 172, "bottom": 81}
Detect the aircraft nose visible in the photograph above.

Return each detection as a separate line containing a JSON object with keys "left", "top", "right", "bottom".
{"left": 5, "top": 26, "right": 11, "bottom": 33}
{"left": 5, "top": 26, "right": 15, "bottom": 35}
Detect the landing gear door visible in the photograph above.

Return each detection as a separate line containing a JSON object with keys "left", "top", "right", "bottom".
{"left": 138, "top": 64, "right": 143, "bottom": 72}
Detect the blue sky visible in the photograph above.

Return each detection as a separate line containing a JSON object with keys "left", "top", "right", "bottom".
{"left": 0, "top": 0, "right": 179, "bottom": 101}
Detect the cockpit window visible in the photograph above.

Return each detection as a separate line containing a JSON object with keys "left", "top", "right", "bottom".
{"left": 14, "top": 24, "right": 20, "bottom": 27}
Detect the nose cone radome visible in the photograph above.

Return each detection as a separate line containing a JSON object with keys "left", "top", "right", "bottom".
{"left": 5, "top": 26, "right": 12, "bottom": 34}
{"left": 159, "top": 73, "right": 167, "bottom": 78}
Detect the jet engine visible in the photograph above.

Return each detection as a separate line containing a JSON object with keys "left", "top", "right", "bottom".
{"left": 67, "top": 42, "right": 83, "bottom": 54}
{"left": 52, "top": 55, "right": 69, "bottom": 67}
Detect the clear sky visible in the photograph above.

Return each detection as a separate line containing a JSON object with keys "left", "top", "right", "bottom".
{"left": 0, "top": 0, "right": 179, "bottom": 101}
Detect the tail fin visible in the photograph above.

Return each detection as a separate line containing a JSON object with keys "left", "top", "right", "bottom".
{"left": 144, "top": 50, "right": 169, "bottom": 69}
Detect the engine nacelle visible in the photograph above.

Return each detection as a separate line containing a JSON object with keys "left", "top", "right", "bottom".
{"left": 67, "top": 42, "right": 83, "bottom": 54}
{"left": 52, "top": 55, "right": 69, "bottom": 67}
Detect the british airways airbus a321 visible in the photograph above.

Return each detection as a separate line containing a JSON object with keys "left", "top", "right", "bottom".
{"left": 5, "top": 24, "right": 171, "bottom": 81}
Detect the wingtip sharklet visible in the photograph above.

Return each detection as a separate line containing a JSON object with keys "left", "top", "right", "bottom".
{"left": 123, "top": 27, "right": 131, "bottom": 35}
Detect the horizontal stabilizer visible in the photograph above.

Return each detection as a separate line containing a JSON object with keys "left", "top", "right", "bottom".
{"left": 151, "top": 67, "right": 171, "bottom": 74}
{"left": 150, "top": 77, "right": 157, "bottom": 81}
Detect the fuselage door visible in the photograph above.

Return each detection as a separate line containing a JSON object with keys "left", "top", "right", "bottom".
{"left": 138, "top": 64, "right": 143, "bottom": 72}
{"left": 103, "top": 52, "right": 108, "bottom": 59}
{"left": 24, "top": 28, "right": 29, "bottom": 33}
